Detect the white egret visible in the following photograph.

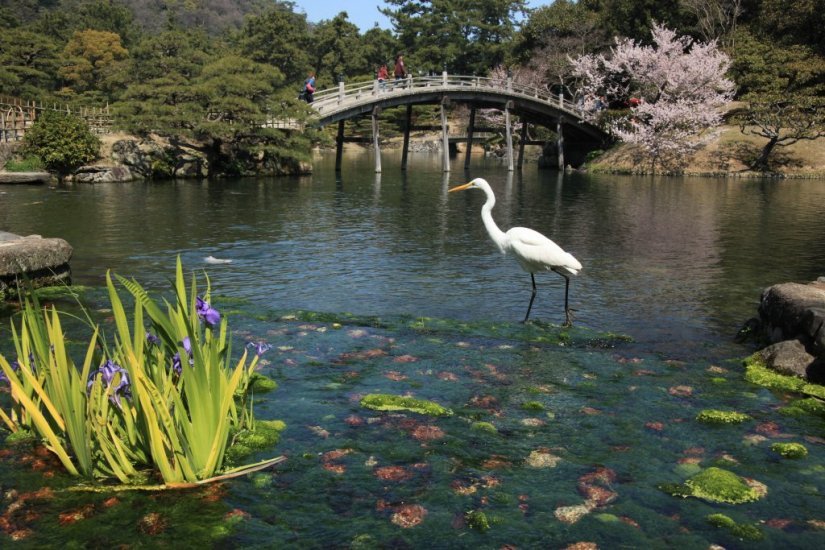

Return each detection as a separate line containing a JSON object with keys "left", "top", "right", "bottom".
{"left": 449, "top": 177, "right": 582, "bottom": 326}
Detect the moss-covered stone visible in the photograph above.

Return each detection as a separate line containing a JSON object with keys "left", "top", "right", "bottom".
{"left": 249, "top": 372, "right": 278, "bottom": 393}
{"left": 4, "top": 429, "right": 36, "bottom": 446}
{"left": 695, "top": 409, "right": 751, "bottom": 424}
{"left": 465, "top": 510, "right": 491, "bottom": 532}
{"left": 782, "top": 398, "right": 825, "bottom": 417}
{"left": 707, "top": 513, "right": 763, "bottom": 541}
{"left": 684, "top": 467, "right": 765, "bottom": 504}
{"left": 745, "top": 355, "right": 804, "bottom": 392}
{"left": 470, "top": 421, "right": 498, "bottom": 434}
{"left": 521, "top": 401, "right": 545, "bottom": 412}
{"left": 360, "top": 394, "right": 452, "bottom": 416}
{"left": 771, "top": 442, "right": 808, "bottom": 459}
{"left": 744, "top": 357, "right": 825, "bottom": 400}
{"left": 224, "top": 419, "right": 286, "bottom": 466}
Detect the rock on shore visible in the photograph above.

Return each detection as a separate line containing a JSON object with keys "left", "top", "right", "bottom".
{"left": 749, "top": 279, "right": 825, "bottom": 382}
{"left": 0, "top": 232, "right": 73, "bottom": 299}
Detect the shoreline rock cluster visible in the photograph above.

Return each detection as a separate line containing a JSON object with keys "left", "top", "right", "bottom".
{"left": 0, "top": 232, "right": 73, "bottom": 300}
{"left": 745, "top": 279, "right": 825, "bottom": 383}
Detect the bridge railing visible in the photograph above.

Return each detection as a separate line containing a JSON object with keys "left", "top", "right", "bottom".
{"left": 311, "top": 73, "right": 583, "bottom": 118}
{"left": 1, "top": 95, "right": 113, "bottom": 142}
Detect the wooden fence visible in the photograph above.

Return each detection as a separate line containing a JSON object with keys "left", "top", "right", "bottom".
{"left": 0, "top": 95, "right": 113, "bottom": 142}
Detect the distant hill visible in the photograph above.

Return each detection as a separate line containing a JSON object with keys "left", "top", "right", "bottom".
{"left": 1, "top": 0, "right": 272, "bottom": 34}
{"left": 123, "top": 0, "right": 271, "bottom": 33}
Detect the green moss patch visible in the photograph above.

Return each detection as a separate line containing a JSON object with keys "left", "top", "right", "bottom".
{"left": 707, "top": 513, "right": 763, "bottom": 541}
{"left": 249, "top": 372, "right": 278, "bottom": 393}
{"left": 360, "top": 394, "right": 452, "bottom": 416}
{"left": 224, "top": 419, "right": 286, "bottom": 466}
{"left": 662, "top": 467, "right": 766, "bottom": 504}
{"left": 771, "top": 442, "right": 808, "bottom": 459}
{"left": 465, "top": 510, "right": 491, "bottom": 532}
{"left": 695, "top": 409, "right": 751, "bottom": 424}
{"left": 744, "top": 357, "right": 825, "bottom": 400}
{"left": 470, "top": 421, "right": 498, "bottom": 434}
{"left": 521, "top": 401, "right": 545, "bottom": 412}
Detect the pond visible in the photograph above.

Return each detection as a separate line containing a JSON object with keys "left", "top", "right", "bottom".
{"left": 1, "top": 151, "right": 824, "bottom": 548}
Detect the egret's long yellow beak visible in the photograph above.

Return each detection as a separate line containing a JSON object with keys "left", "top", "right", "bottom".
{"left": 448, "top": 182, "right": 473, "bottom": 193}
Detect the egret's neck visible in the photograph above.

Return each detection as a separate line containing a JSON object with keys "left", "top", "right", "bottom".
{"left": 481, "top": 192, "right": 507, "bottom": 253}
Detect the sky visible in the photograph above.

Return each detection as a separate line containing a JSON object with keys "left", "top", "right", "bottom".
{"left": 291, "top": 1, "right": 554, "bottom": 33}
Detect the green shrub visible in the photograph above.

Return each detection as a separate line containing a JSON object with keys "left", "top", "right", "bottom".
{"left": 22, "top": 110, "right": 100, "bottom": 180}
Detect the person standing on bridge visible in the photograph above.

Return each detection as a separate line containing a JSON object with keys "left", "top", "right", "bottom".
{"left": 394, "top": 55, "right": 407, "bottom": 88}
{"left": 377, "top": 64, "right": 389, "bottom": 92}
{"left": 304, "top": 72, "right": 316, "bottom": 103}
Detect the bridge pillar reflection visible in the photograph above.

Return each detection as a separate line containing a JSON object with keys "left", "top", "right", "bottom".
{"left": 505, "top": 100, "right": 514, "bottom": 172}
{"left": 401, "top": 105, "right": 412, "bottom": 171}
{"left": 372, "top": 106, "right": 382, "bottom": 173}
{"left": 441, "top": 97, "right": 450, "bottom": 172}
{"left": 464, "top": 107, "right": 476, "bottom": 170}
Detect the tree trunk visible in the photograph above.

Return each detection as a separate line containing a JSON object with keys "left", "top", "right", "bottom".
{"left": 755, "top": 137, "right": 778, "bottom": 171}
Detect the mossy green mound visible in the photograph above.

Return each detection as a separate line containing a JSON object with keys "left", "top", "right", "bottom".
{"left": 249, "top": 372, "right": 278, "bottom": 393}
{"left": 360, "top": 394, "right": 452, "bottom": 416}
{"left": 470, "top": 421, "right": 498, "bottom": 434}
{"left": 465, "top": 510, "right": 491, "bottom": 532}
{"left": 224, "top": 419, "right": 286, "bottom": 466}
{"left": 744, "top": 355, "right": 825, "bottom": 400}
{"left": 661, "top": 467, "right": 766, "bottom": 504}
{"left": 695, "top": 409, "right": 751, "bottom": 424}
{"left": 780, "top": 397, "right": 825, "bottom": 418}
{"left": 521, "top": 401, "right": 545, "bottom": 412}
{"left": 707, "top": 513, "right": 763, "bottom": 541}
{"left": 771, "top": 442, "right": 808, "bottom": 459}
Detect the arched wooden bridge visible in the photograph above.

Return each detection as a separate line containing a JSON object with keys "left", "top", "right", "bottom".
{"left": 310, "top": 73, "right": 610, "bottom": 172}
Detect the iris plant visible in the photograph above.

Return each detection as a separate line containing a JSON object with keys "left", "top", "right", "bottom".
{"left": 196, "top": 297, "right": 221, "bottom": 326}
{"left": 87, "top": 359, "right": 131, "bottom": 408}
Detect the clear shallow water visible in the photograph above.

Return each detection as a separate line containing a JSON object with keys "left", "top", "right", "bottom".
{"left": 1, "top": 152, "right": 825, "bottom": 547}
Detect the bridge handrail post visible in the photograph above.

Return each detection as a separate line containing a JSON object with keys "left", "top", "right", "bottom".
{"left": 442, "top": 68, "right": 448, "bottom": 87}
{"left": 338, "top": 77, "right": 345, "bottom": 104}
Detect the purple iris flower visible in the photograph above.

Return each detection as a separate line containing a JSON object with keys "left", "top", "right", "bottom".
{"left": 196, "top": 297, "right": 221, "bottom": 327}
{"left": 170, "top": 337, "right": 193, "bottom": 376}
{"left": 247, "top": 341, "right": 273, "bottom": 356}
{"left": 87, "top": 359, "right": 131, "bottom": 408}
{"left": 146, "top": 332, "right": 161, "bottom": 346}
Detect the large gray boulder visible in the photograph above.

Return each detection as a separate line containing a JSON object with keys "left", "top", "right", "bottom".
{"left": 0, "top": 232, "right": 73, "bottom": 299}
{"left": 754, "top": 279, "right": 825, "bottom": 382}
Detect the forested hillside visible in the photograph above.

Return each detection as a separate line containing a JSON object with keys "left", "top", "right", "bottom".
{"left": 0, "top": 0, "right": 821, "bottom": 175}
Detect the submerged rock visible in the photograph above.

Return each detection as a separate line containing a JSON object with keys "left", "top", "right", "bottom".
{"left": 771, "top": 442, "right": 808, "bottom": 459}
{"left": 360, "top": 394, "right": 452, "bottom": 416}
{"left": 0, "top": 232, "right": 72, "bottom": 300}
{"left": 663, "top": 467, "right": 767, "bottom": 504}
{"left": 748, "top": 280, "right": 825, "bottom": 383}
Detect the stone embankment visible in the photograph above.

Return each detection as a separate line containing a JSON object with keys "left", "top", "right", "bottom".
{"left": 0, "top": 172, "right": 53, "bottom": 184}
{"left": 747, "top": 279, "right": 825, "bottom": 382}
{"left": 0, "top": 232, "right": 73, "bottom": 300}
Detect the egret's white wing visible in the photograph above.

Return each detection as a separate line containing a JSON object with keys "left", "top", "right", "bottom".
{"left": 506, "top": 227, "right": 581, "bottom": 275}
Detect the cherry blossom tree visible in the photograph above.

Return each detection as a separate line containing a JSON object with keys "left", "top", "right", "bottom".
{"left": 571, "top": 23, "right": 734, "bottom": 172}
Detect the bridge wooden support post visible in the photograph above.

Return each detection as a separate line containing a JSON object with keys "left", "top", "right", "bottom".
{"left": 556, "top": 117, "right": 565, "bottom": 170}
{"left": 518, "top": 121, "right": 528, "bottom": 170}
{"left": 335, "top": 120, "right": 345, "bottom": 172}
{"left": 401, "top": 104, "right": 412, "bottom": 171}
{"left": 441, "top": 97, "right": 451, "bottom": 172}
{"left": 504, "top": 101, "right": 514, "bottom": 172}
{"left": 464, "top": 107, "right": 476, "bottom": 170}
{"left": 372, "top": 106, "right": 382, "bottom": 173}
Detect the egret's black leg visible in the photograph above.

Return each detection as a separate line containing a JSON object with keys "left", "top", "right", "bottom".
{"left": 562, "top": 275, "right": 574, "bottom": 327}
{"left": 523, "top": 273, "right": 537, "bottom": 323}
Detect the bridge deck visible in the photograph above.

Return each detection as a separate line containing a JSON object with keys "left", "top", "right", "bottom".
{"left": 310, "top": 74, "right": 607, "bottom": 142}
